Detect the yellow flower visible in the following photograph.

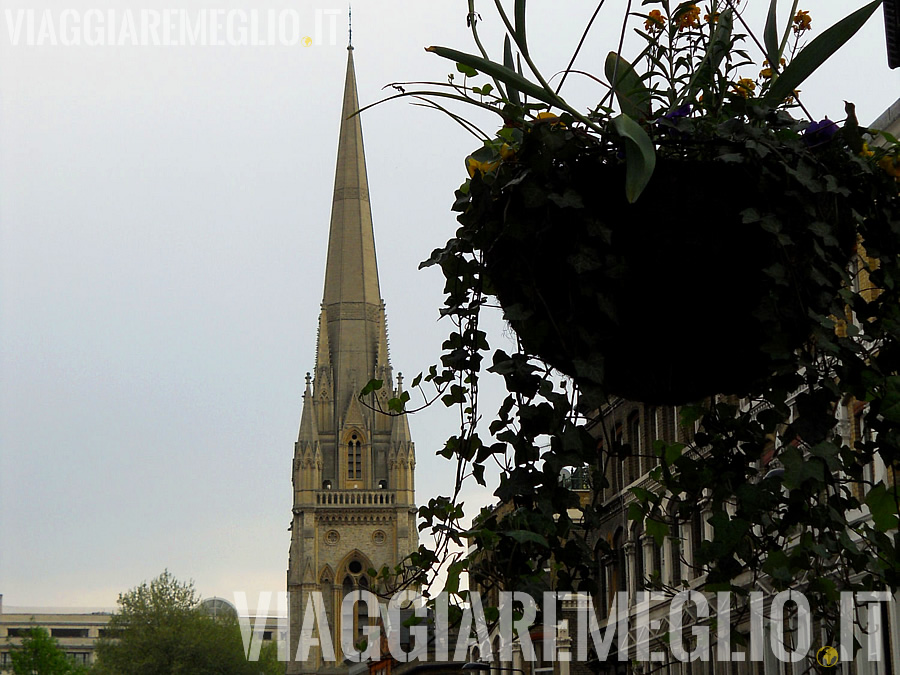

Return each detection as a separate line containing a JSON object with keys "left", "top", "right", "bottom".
{"left": 860, "top": 142, "right": 875, "bottom": 159}
{"left": 534, "top": 111, "right": 566, "bottom": 127}
{"left": 784, "top": 89, "right": 801, "bottom": 105}
{"left": 878, "top": 154, "right": 900, "bottom": 178}
{"left": 645, "top": 9, "right": 666, "bottom": 32}
{"left": 704, "top": 11, "right": 720, "bottom": 23}
{"left": 792, "top": 9, "right": 811, "bottom": 34}
{"left": 732, "top": 78, "right": 756, "bottom": 98}
{"left": 676, "top": 4, "right": 701, "bottom": 30}
{"left": 759, "top": 58, "right": 786, "bottom": 79}
{"left": 499, "top": 143, "right": 516, "bottom": 160}
{"left": 466, "top": 156, "right": 500, "bottom": 178}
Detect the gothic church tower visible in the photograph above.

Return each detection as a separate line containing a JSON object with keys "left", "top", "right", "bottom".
{"left": 287, "top": 45, "right": 417, "bottom": 674}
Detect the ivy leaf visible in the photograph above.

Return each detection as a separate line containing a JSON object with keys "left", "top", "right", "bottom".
{"left": 505, "top": 530, "right": 550, "bottom": 547}
{"left": 646, "top": 518, "right": 669, "bottom": 546}
{"left": 548, "top": 189, "right": 584, "bottom": 209}
{"left": 611, "top": 113, "right": 656, "bottom": 203}
{"left": 456, "top": 62, "right": 479, "bottom": 77}
{"left": 360, "top": 379, "right": 384, "bottom": 396}
{"left": 878, "top": 376, "right": 900, "bottom": 423}
{"left": 865, "top": 483, "right": 900, "bottom": 532}
{"left": 781, "top": 446, "right": 824, "bottom": 490}
{"left": 664, "top": 442, "right": 685, "bottom": 465}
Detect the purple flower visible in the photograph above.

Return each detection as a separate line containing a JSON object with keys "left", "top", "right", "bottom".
{"left": 804, "top": 118, "right": 838, "bottom": 146}
{"left": 662, "top": 103, "right": 692, "bottom": 121}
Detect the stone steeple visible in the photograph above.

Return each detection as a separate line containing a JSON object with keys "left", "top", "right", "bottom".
{"left": 287, "top": 46, "right": 417, "bottom": 675}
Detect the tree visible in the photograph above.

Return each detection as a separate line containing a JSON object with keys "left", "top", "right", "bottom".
{"left": 8, "top": 626, "right": 88, "bottom": 675}
{"left": 93, "top": 570, "right": 280, "bottom": 675}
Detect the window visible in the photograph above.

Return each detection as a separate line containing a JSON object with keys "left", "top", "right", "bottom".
{"left": 627, "top": 412, "right": 641, "bottom": 483}
{"left": 52, "top": 628, "right": 89, "bottom": 638}
{"left": 613, "top": 424, "right": 624, "bottom": 493}
{"left": 342, "top": 560, "right": 372, "bottom": 647}
{"left": 347, "top": 433, "right": 362, "bottom": 479}
{"left": 613, "top": 529, "right": 627, "bottom": 593}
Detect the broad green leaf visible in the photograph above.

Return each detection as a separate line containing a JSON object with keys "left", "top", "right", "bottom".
{"left": 865, "top": 483, "right": 900, "bottom": 532}
{"left": 611, "top": 113, "right": 656, "bottom": 203}
{"left": 763, "top": 0, "right": 780, "bottom": 71}
{"left": 503, "top": 35, "right": 521, "bottom": 106}
{"left": 427, "top": 45, "right": 565, "bottom": 109}
{"left": 765, "top": 0, "right": 883, "bottom": 105}
{"left": 605, "top": 52, "right": 651, "bottom": 121}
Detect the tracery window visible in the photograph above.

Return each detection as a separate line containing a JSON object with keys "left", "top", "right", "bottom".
{"left": 348, "top": 433, "right": 362, "bottom": 479}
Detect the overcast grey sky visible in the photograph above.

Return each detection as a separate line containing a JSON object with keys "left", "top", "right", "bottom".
{"left": 1, "top": 0, "right": 898, "bottom": 610}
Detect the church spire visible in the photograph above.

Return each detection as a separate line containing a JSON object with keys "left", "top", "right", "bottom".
{"left": 288, "top": 49, "right": 418, "bottom": 674}
{"left": 317, "top": 47, "right": 389, "bottom": 421}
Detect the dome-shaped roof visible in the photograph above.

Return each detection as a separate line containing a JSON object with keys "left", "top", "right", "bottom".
{"left": 198, "top": 596, "right": 237, "bottom": 619}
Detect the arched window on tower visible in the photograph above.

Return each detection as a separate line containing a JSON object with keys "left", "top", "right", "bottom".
{"left": 341, "top": 558, "right": 373, "bottom": 647}
{"left": 348, "top": 433, "right": 362, "bottom": 480}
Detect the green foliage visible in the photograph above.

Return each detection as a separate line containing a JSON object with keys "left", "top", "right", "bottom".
{"left": 8, "top": 626, "right": 88, "bottom": 675}
{"left": 93, "top": 571, "right": 273, "bottom": 675}
{"left": 374, "top": 0, "right": 900, "bottom": 652}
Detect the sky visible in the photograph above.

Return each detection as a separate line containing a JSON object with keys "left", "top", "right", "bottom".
{"left": 1, "top": 0, "right": 898, "bottom": 611}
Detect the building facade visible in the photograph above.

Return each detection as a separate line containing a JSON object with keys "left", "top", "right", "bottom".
{"left": 286, "top": 44, "right": 418, "bottom": 675}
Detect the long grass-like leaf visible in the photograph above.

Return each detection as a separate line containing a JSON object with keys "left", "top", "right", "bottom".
{"left": 353, "top": 89, "right": 509, "bottom": 121}
{"left": 765, "top": 0, "right": 883, "bottom": 105}
{"left": 467, "top": 0, "right": 506, "bottom": 104}
{"left": 514, "top": 0, "right": 529, "bottom": 57}
{"left": 426, "top": 45, "right": 566, "bottom": 109}
{"left": 764, "top": 0, "right": 780, "bottom": 70}
{"left": 503, "top": 35, "right": 522, "bottom": 106}
{"left": 409, "top": 98, "right": 491, "bottom": 141}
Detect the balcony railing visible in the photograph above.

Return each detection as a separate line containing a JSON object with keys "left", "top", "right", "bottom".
{"left": 316, "top": 490, "right": 397, "bottom": 506}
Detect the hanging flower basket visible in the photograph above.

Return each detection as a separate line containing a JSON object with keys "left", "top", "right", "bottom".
{"left": 384, "top": 0, "right": 900, "bottom": 404}
{"left": 464, "top": 116, "right": 860, "bottom": 403}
